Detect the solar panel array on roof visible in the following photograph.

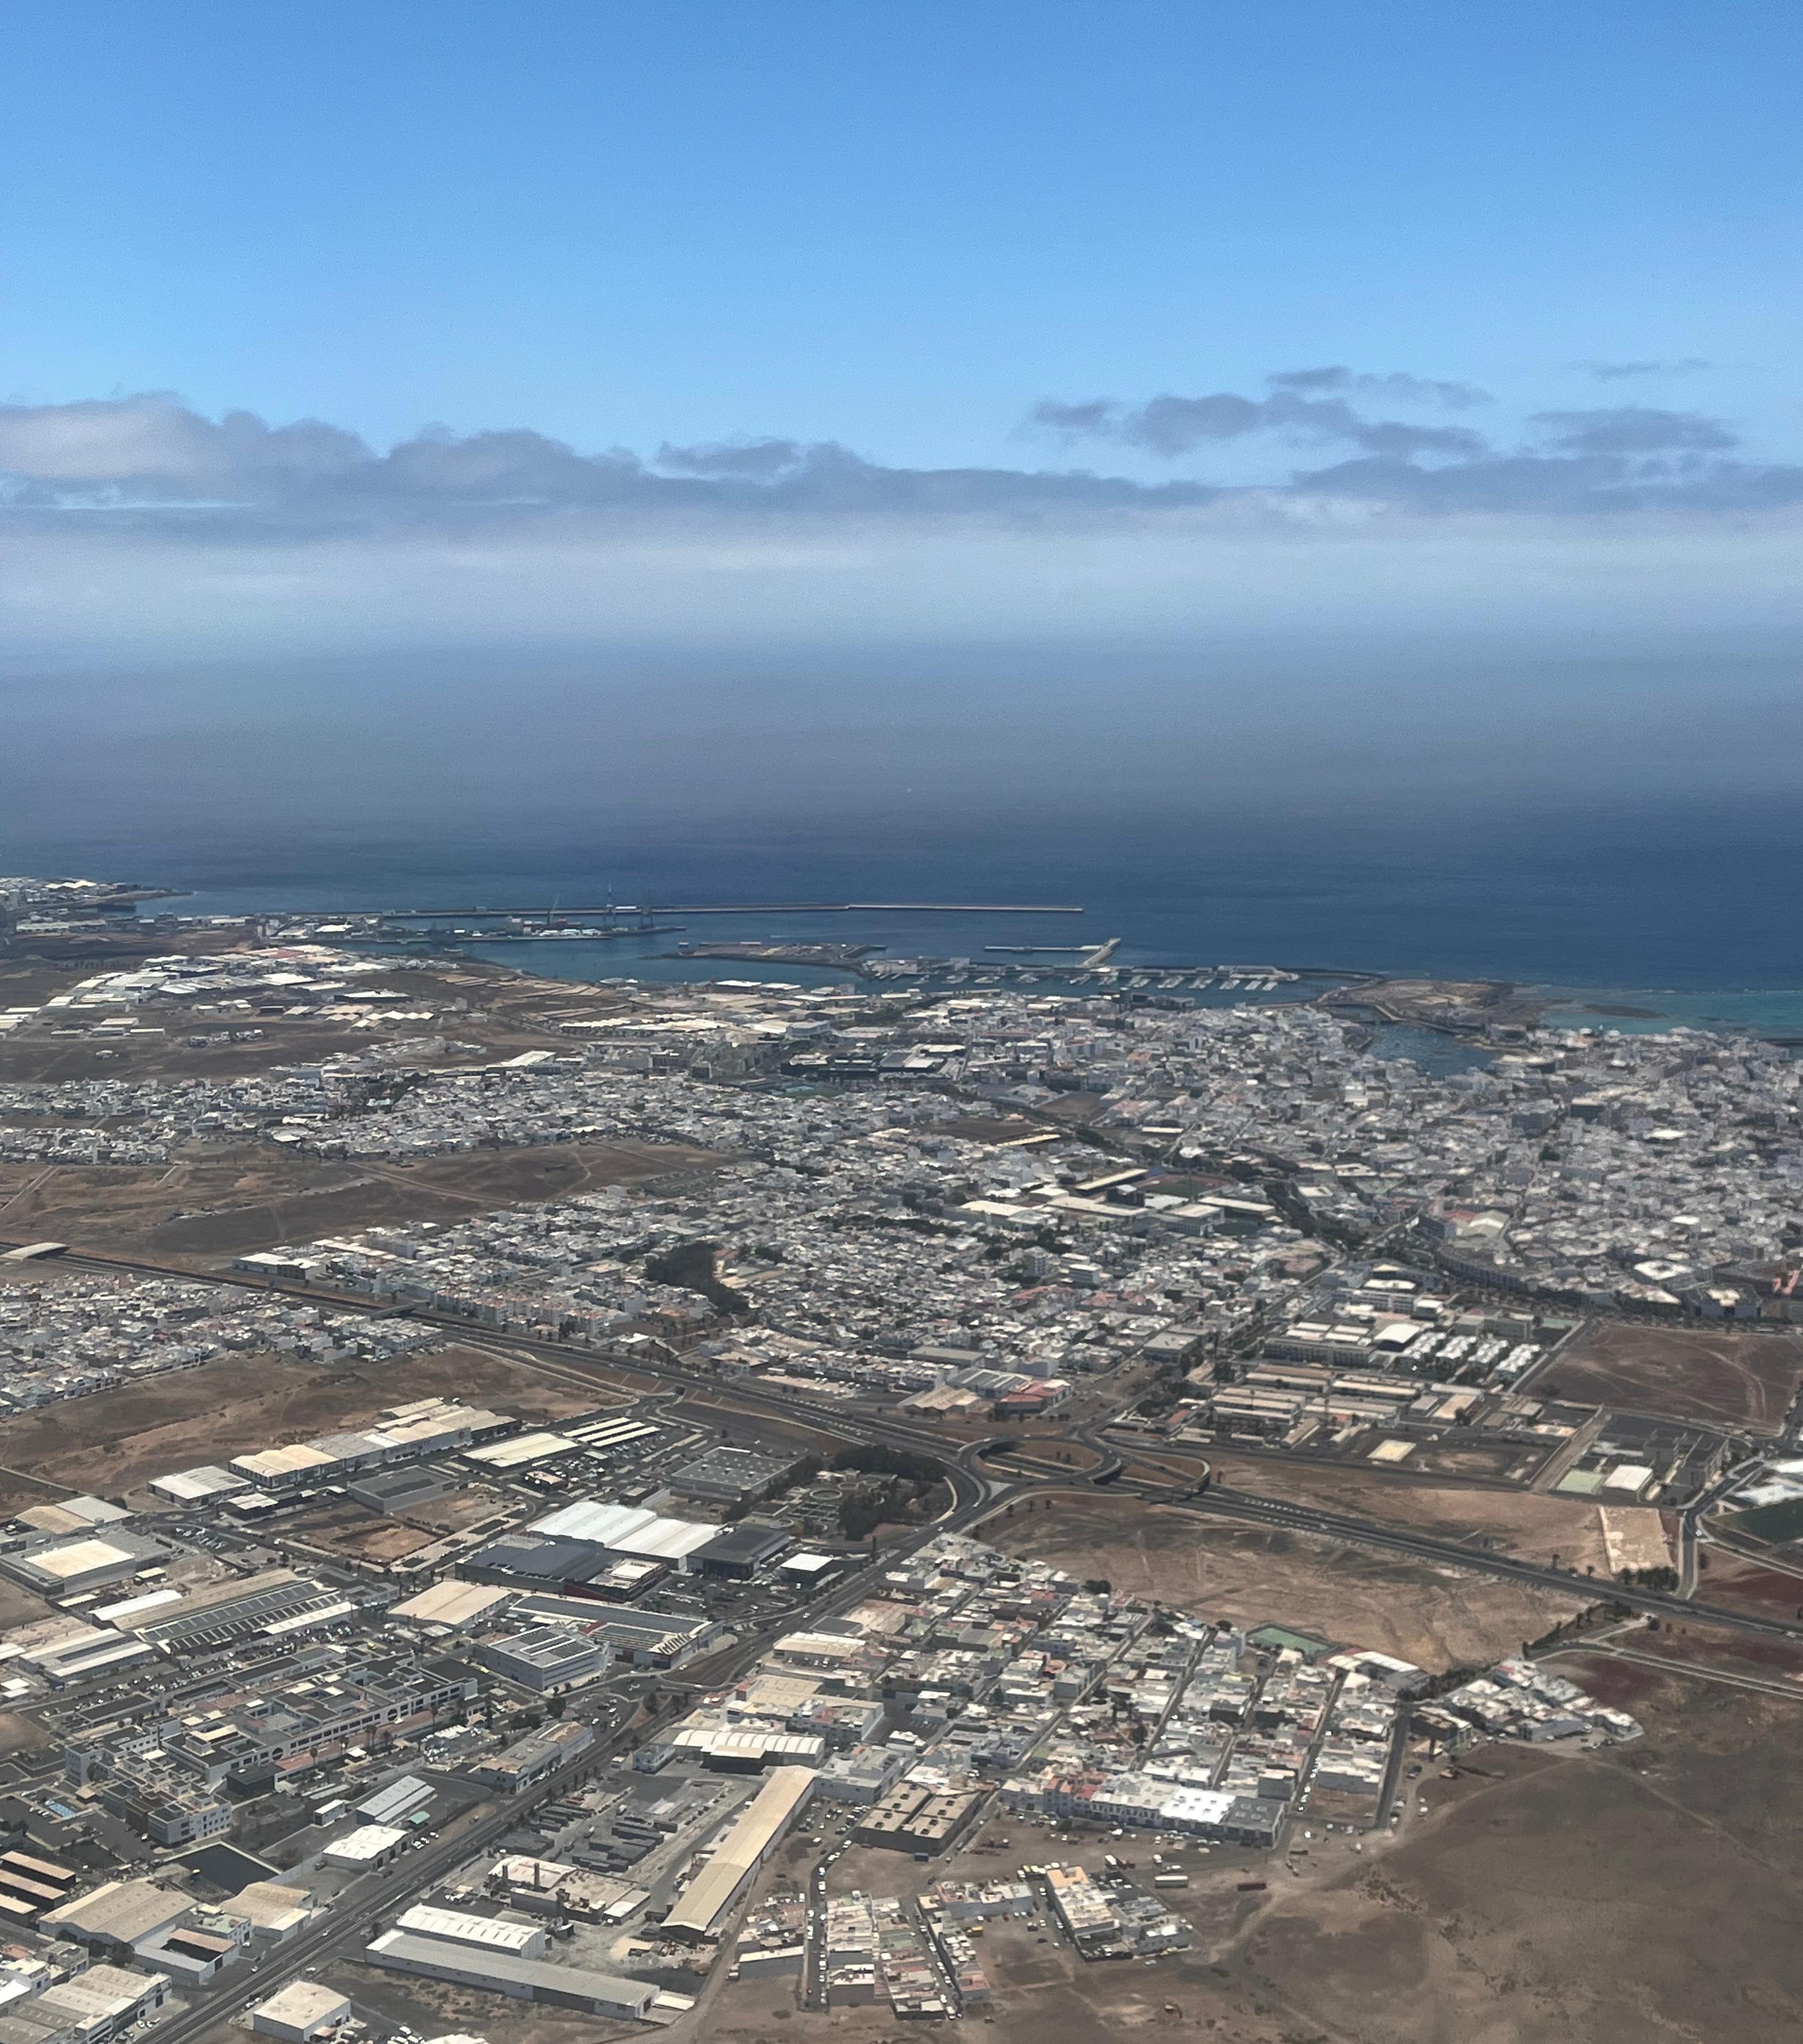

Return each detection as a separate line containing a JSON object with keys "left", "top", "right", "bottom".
{"left": 129, "top": 1571, "right": 339, "bottom": 1648}
{"left": 568, "top": 1419, "right": 659, "bottom": 1447}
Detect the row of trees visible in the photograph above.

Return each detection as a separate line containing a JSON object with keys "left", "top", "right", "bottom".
{"left": 643, "top": 1237, "right": 751, "bottom": 1315}
{"left": 831, "top": 1444, "right": 951, "bottom": 1539}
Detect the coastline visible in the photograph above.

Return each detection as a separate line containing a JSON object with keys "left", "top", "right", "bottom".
{"left": 9, "top": 866, "right": 1803, "bottom": 1045}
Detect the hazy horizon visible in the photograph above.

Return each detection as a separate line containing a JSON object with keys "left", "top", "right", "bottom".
{"left": 5, "top": 3, "right": 1800, "bottom": 971}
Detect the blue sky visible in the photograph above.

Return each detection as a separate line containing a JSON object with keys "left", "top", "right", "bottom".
{"left": 4, "top": 0, "right": 1802, "bottom": 837}
{"left": 4, "top": 0, "right": 1798, "bottom": 467}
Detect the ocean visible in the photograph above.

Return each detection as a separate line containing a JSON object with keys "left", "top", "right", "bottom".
{"left": 8, "top": 798, "right": 1801, "bottom": 1035}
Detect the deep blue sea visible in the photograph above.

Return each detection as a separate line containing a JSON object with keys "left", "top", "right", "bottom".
{"left": 9, "top": 801, "right": 1802, "bottom": 1036}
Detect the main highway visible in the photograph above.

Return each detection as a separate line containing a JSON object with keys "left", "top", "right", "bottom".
{"left": 1139, "top": 1478, "right": 1803, "bottom": 1641}
{"left": 6, "top": 1230, "right": 1803, "bottom": 2044}
{"left": 0, "top": 1239, "right": 992, "bottom": 1513}
{"left": 11, "top": 1235, "right": 1802, "bottom": 1647}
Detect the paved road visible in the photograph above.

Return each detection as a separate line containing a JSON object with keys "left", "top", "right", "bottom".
{"left": 145, "top": 1478, "right": 1005, "bottom": 2044}
{"left": 1099, "top": 1422, "right": 1566, "bottom": 1497}
{"left": 1143, "top": 1482, "right": 1803, "bottom": 1642}
{"left": 18, "top": 1236, "right": 1803, "bottom": 1645}
{"left": 153, "top": 1744, "right": 608, "bottom": 2044}
{"left": 1536, "top": 1636, "right": 1803, "bottom": 1702}
{"left": 802, "top": 1852, "right": 832, "bottom": 2010}
{"left": 20, "top": 1243, "right": 998, "bottom": 1517}
{"left": 14, "top": 1232, "right": 1803, "bottom": 1997}
{"left": 1373, "top": 1711, "right": 1412, "bottom": 1827}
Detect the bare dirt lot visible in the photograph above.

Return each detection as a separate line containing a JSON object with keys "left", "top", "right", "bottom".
{"left": 0, "top": 1580, "right": 55, "bottom": 1630}
{"left": 398, "top": 1485, "right": 512, "bottom": 1536}
{"left": 1396, "top": 1436, "right": 1548, "bottom": 1482}
{"left": 992, "top": 1496, "right": 1584, "bottom": 1670}
{"left": 1034, "top": 1092, "right": 1109, "bottom": 1126}
{"left": 1587, "top": 1622, "right": 1803, "bottom": 1686}
{"left": 281, "top": 1476, "right": 527, "bottom": 1562}
{"left": 0, "top": 1713, "right": 52, "bottom": 1760}
{"left": 0, "top": 1340, "right": 608, "bottom": 1514}
{"left": 281, "top": 1498, "right": 442, "bottom": 1564}
{"left": 1541, "top": 1320, "right": 1803, "bottom": 1433}
{"left": 0, "top": 952, "right": 638, "bottom": 1088}
{"left": 0, "top": 1136, "right": 724, "bottom": 1264}
{"left": 1690, "top": 1549, "right": 1803, "bottom": 1620}
{"left": 1533, "top": 1624, "right": 1803, "bottom": 1705}
{"left": 1227, "top": 1654, "right": 1803, "bottom": 2043}
{"left": 1198, "top": 1452, "right": 1624, "bottom": 1572}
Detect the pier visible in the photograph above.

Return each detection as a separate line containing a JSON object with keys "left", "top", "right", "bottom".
{"left": 294, "top": 900, "right": 1084, "bottom": 920}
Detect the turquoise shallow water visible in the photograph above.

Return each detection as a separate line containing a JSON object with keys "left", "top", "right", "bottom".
{"left": 1534, "top": 988, "right": 1803, "bottom": 1036}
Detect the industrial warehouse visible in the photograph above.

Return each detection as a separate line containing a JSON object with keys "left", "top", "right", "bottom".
{"left": 0, "top": 905, "right": 1786, "bottom": 2044}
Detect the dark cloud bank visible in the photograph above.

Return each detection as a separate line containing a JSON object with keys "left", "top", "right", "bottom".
{"left": 1024, "top": 365, "right": 1791, "bottom": 512}
{"left": 1, "top": 363, "right": 1796, "bottom": 539}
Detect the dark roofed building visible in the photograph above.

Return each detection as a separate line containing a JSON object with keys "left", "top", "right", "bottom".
{"left": 174, "top": 1843, "right": 281, "bottom": 1899}
{"left": 461, "top": 1533, "right": 614, "bottom": 1590}
{"left": 667, "top": 1444, "right": 809, "bottom": 1509}
{"left": 459, "top": 1534, "right": 667, "bottom": 1603}
{"left": 693, "top": 1520, "right": 791, "bottom": 1580}
{"left": 345, "top": 1466, "right": 451, "bottom": 1515}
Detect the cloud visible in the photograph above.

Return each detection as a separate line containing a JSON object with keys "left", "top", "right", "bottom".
{"left": 1529, "top": 407, "right": 1738, "bottom": 456}
{"left": 1280, "top": 401, "right": 1782, "bottom": 512}
{"left": 1264, "top": 366, "right": 1353, "bottom": 395}
{"left": 1121, "top": 392, "right": 1277, "bottom": 451}
{"left": 1577, "top": 357, "right": 1712, "bottom": 382}
{"left": 0, "top": 394, "right": 1232, "bottom": 532}
{"left": 1268, "top": 366, "right": 1490, "bottom": 407}
{"left": 0, "top": 393, "right": 368, "bottom": 494}
{"left": 1026, "top": 399, "right": 1121, "bottom": 440}
{"left": 1037, "top": 386, "right": 1490, "bottom": 460}
{"left": 0, "top": 394, "right": 639, "bottom": 516}
{"left": 1018, "top": 380, "right": 1779, "bottom": 510}
{"left": 0, "top": 383, "right": 1795, "bottom": 571}
{"left": 1285, "top": 450, "right": 1803, "bottom": 513}
{"left": 655, "top": 437, "right": 808, "bottom": 479}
